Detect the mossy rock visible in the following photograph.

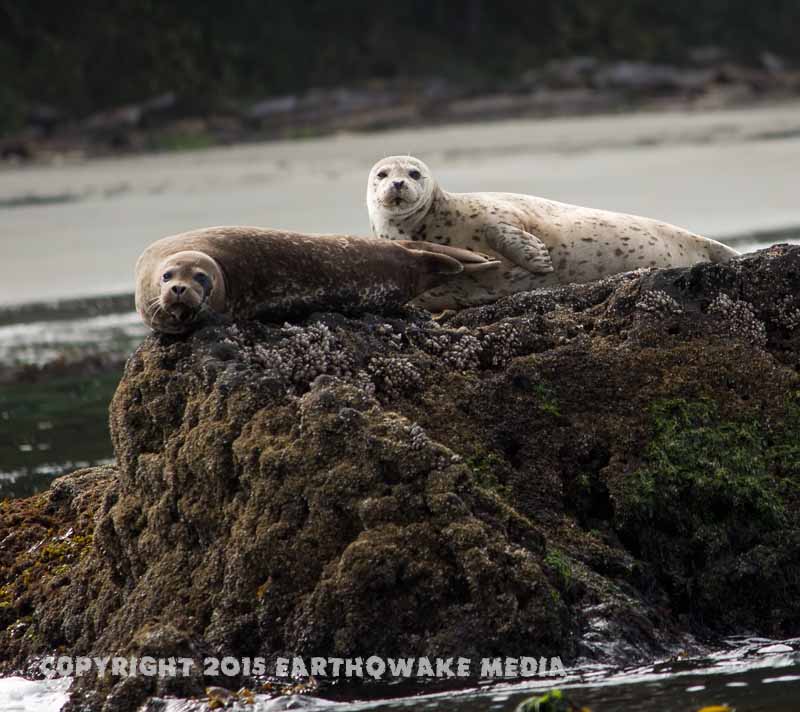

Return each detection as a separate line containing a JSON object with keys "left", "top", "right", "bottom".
{"left": 3, "top": 246, "right": 800, "bottom": 710}
{"left": 614, "top": 396, "right": 800, "bottom": 631}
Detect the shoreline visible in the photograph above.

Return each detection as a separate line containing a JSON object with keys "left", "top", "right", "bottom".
{"left": 4, "top": 94, "right": 800, "bottom": 179}
{"left": 2, "top": 59, "right": 799, "bottom": 166}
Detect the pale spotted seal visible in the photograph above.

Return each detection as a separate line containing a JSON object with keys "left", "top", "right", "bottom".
{"left": 135, "top": 226, "right": 499, "bottom": 333}
{"left": 367, "top": 155, "right": 740, "bottom": 310}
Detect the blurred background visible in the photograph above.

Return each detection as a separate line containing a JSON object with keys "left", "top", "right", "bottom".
{"left": 1, "top": 0, "right": 799, "bottom": 498}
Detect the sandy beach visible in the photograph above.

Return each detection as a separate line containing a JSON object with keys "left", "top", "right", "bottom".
{"left": 1, "top": 101, "right": 800, "bottom": 305}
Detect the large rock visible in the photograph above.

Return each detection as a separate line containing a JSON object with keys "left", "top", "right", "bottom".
{"left": 2, "top": 245, "right": 800, "bottom": 708}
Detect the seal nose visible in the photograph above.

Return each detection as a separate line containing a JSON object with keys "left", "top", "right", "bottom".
{"left": 171, "top": 285, "right": 186, "bottom": 295}
{"left": 392, "top": 180, "right": 405, "bottom": 190}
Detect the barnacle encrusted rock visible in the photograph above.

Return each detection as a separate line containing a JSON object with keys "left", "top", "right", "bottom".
{"left": 2, "top": 245, "right": 800, "bottom": 711}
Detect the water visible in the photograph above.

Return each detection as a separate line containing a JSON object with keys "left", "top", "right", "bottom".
{"left": 0, "top": 295, "right": 145, "bottom": 498}
{"left": 327, "top": 640, "right": 800, "bottom": 712}
{"left": 2, "top": 639, "right": 798, "bottom": 711}
{"left": 0, "top": 370, "right": 118, "bottom": 499}
{"left": 0, "top": 304, "right": 141, "bottom": 366}
{"left": 0, "top": 676, "right": 71, "bottom": 712}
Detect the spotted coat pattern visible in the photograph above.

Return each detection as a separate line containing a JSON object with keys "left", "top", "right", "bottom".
{"left": 367, "top": 156, "right": 740, "bottom": 311}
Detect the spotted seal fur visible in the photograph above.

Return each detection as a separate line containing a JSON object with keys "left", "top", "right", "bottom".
{"left": 367, "top": 155, "right": 740, "bottom": 310}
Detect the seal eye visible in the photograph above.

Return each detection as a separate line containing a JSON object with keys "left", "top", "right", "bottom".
{"left": 377, "top": 171, "right": 387, "bottom": 179}
{"left": 409, "top": 169, "right": 421, "bottom": 180}
{"left": 162, "top": 271, "right": 173, "bottom": 282}
{"left": 194, "top": 273, "right": 209, "bottom": 287}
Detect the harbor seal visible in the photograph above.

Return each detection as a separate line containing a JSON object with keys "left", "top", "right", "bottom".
{"left": 135, "top": 226, "right": 499, "bottom": 333}
{"left": 367, "top": 155, "right": 740, "bottom": 310}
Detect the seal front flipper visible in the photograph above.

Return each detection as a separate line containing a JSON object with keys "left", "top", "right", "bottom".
{"left": 485, "top": 223, "right": 554, "bottom": 274}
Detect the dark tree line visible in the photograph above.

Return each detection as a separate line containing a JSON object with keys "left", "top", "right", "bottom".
{"left": 1, "top": 0, "right": 798, "bottom": 130}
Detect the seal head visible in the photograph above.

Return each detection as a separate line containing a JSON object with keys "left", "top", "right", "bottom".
{"left": 367, "top": 155, "right": 435, "bottom": 229}
{"left": 149, "top": 250, "right": 226, "bottom": 334}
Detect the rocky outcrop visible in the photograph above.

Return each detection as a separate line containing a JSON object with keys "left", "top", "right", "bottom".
{"left": 2, "top": 245, "right": 800, "bottom": 709}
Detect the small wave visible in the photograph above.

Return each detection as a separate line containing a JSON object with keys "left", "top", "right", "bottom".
{"left": 0, "top": 311, "right": 146, "bottom": 367}
{"left": 0, "top": 458, "right": 114, "bottom": 484}
{"left": 0, "top": 676, "right": 71, "bottom": 712}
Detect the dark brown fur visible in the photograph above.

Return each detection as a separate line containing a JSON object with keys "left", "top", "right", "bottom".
{"left": 136, "top": 226, "right": 492, "bottom": 332}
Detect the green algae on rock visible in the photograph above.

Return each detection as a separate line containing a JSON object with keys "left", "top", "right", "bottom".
{"left": 2, "top": 245, "right": 800, "bottom": 710}
{"left": 516, "top": 688, "right": 589, "bottom": 712}
{"left": 614, "top": 397, "right": 800, "bottom": 633}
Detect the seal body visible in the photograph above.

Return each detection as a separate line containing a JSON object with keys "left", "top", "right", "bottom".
{"left": 135, "top": 226, "right": 496, "bottom": 333}
{"left": 367, "top": 156, "right": 740, "bottom": 310}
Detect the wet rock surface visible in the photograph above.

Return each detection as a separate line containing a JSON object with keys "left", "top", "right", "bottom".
{"left": 2, "top": 245, "right": 800, "bottom": 709}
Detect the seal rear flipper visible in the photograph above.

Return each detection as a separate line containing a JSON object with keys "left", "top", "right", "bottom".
{"left": 417, "top": 251, "right": 464, "bottom": 276}
{"left": 399, "top": 241, "right": 502, "bottom": 282}
{"left": 395, "top": 240, "right": 495, "bottom": 264}
{"left": 706, "top": 238, "right": 740, "bottom": 264}
{"left": 485, "top": 223, "right": 554, "bottom": 274}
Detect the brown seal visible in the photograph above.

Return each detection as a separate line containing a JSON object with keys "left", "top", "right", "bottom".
{"left": 135, "top": 226, "right": 498, "bottom": 333}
